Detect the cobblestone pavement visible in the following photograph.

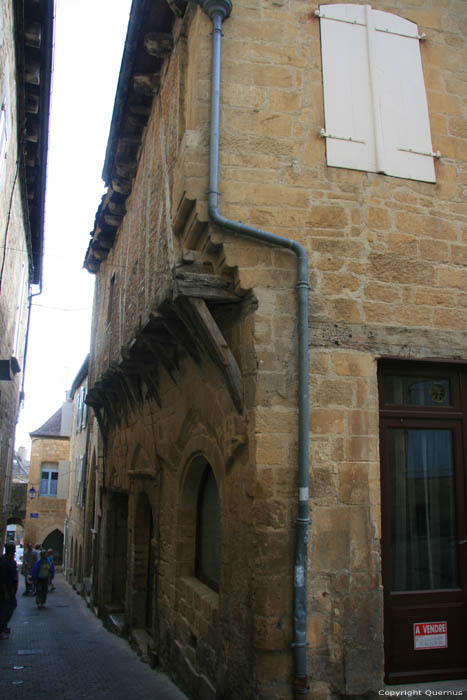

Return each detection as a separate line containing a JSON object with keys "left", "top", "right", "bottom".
{"left": 1, "top": 574, "right": 188, "bottom": 700}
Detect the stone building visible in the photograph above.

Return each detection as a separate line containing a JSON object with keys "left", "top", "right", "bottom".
{"left": 25, "top": 401, "right": 72, "bottom": 563}
{"left": 80, "top": 0, "right": 466, "bottom": 697}
{"left": 0, "top": 1, "right": 53, "bottom": 540}
{"left": 64, "top": 355, "right": 90, "bottom": 591}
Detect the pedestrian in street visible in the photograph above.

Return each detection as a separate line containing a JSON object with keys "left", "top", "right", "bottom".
{"left": 0, "top": 542, "right": 18, "bottom": 638}
{"left": 46, "top": 548, "right": 55, "bottom": 592}
{"left": 32, "top": 550, "right": 54, "bottom": 608}
{"left": 21, "top": 542, "right": 38, "bottom": 596}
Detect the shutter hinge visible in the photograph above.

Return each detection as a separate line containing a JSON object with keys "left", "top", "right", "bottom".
{"left": 320, "top": 128, "right": 365, "bottom": 144}
{"left": 397, "top": 147, "right": 441, "bottom": 159}
{"left": 375, "top": 26, "right": 426, "bottom": 41}
{"left": 314, "top": 9, "right": 365, "bottom": 26}
{"left": 314, "top": 8, "right": 426, "bottom": 40}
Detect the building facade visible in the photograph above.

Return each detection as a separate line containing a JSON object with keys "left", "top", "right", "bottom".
{"left": 80, "top": 0, "right": 466, "bottom": 697}
{"left": 64, "top": 356, "right": 90, "bottom": 592}
{"left": 25, "top": 401, "right": 72, "bottom": 563}
{"left": 0, "top": 0, "right": 53, "bottom": 540}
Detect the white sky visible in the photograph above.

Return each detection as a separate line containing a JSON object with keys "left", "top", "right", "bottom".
{"left": 15, "top": 0, "right": 132, "bottom": 454}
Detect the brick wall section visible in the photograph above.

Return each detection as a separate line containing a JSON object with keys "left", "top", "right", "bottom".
{"left": 25, "top": 437, "right": 70, "bottom": 547}
{"left": 87, "top": 1, "right": 467, "bottom": 698}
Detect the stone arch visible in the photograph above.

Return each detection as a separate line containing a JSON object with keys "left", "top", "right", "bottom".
{"left": 6, "top": 516, "right": 24, "bottom": 545}
{"left": 179, "top": 433, "right": 225, "bottom": 503}
{"left": 42, "top": 529, "right": 64, "bottom": 565}
{"left": 129, "top": 442, "right": 153, "bottom": 474}
{"left": 177, "top": 435, "right": 224, "bottom": 588}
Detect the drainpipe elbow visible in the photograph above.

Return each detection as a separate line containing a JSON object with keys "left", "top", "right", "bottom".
{"left": 195, "top": 0, "right": 232, "bottom": 20}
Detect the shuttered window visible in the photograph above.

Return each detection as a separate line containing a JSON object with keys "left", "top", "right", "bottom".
{"left": 318, "top": 4, "right": 437, "bottom": 183}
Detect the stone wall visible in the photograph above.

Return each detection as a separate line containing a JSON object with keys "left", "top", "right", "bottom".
{"left": 0, "top": 0, "right": 30, "bottom": 540}
{"left": 65, "top": 381, "right": 89, "bottom": 587}
{"left": 25, "top": 437, "right": 70, "bottom": 548}
{"left": 87, "top": 0, "right": 466, "bottom": 698}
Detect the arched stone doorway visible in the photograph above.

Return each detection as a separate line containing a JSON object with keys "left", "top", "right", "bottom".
{"left": 6, "top": 516, "right": 24, "bottom": 545}
{"left": 132, "top": 490, "right": 155, "bottom": 632}
{"left": 42, "top": 529, "right": 64, "bottom": 565}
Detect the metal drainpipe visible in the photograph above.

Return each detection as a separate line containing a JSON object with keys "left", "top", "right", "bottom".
{"left": 195, "top": 0, "right": 310, "bottom": 693}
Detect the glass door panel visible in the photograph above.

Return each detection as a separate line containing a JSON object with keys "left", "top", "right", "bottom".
{"left": 388, "top": 428, "right": 458, "bottom": 592}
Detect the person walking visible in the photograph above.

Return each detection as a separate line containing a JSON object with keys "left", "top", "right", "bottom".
{"left": 0, "top": 542, "right": 18, "bottom": 638}
{"left": 21, "top": 543, "right": 38, "bottom": 596}
{"left": 32, "top": 551, "right": 54, "bottom": 609}
{"left": 46, "top": 549, "right": 55, "bottom": 592}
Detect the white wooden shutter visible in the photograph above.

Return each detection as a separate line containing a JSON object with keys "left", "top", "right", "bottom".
{"left": 319, "top": 4, "right": 436, "bottom": 183}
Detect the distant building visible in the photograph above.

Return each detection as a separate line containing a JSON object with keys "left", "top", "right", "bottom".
{"left": 0, "top": 1, "right": 53, "bottom": 541}
{"left": 25, "top": 400, "right": 72, "bottom": 564}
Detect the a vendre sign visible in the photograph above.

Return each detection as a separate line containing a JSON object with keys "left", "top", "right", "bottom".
{"left": 413, "top": 621, "right": 448, "bottom": 650}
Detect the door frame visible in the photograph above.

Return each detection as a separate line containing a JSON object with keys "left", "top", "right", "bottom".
{"left": 378, "top": 360, "right": 467, "bottom": 684}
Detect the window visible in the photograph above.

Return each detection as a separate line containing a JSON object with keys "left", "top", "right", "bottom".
{"left": 40, "top": 464, "right": 59, "bottom": 497}
{"left": 107, "top": 272, "right": 116, "bottom": 325}
{"left": 74, "top": 456, "right": 84, "bottom": 507}
{"left": 318, "top": 4, "right": 437, "bottom": 182}
{"left": 196, "top": 466, "right": 220, "bottom": 591}
{"left": 0, "top": 91, "right": 9, "bottom": 176}
{"left": 75, "top": 385, "right": 88, "bottom": 433}
{"left": 0, "top": 62, "right": 11, "bottom": 181}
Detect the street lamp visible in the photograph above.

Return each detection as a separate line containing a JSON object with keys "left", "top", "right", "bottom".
{"left": 28, "top": 486, "right": 36, "bottom": 500}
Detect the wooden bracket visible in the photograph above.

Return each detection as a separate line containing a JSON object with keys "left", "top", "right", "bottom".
{"left": 179, "top": 297, "right": 244, "bottom": 414}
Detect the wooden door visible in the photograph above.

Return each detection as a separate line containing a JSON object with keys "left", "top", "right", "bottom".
{"left": 379, "top": 362, "right": 467, "bottom": 683}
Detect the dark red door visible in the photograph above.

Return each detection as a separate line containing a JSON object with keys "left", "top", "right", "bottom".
{"left": 379, "top": 363, "right": 467, "bottom": 683}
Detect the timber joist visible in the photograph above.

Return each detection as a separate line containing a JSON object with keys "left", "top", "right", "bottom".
{"left": 86, "top": 267, "right": 245, "bottom": 440}
{"left": 84, "top": 0, "right": 188, "bottom": 274}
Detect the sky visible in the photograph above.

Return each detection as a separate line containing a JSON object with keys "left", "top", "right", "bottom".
{"left": 15, "top": 0, "right": 132, "bottom": 454}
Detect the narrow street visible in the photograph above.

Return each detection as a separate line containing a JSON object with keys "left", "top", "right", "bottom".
{"left": 1, "top": 574, "right": 188, "bottom": 700}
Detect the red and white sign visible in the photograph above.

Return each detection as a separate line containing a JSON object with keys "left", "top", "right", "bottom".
{"left": 414, "top": 621, "right": 448, "bottom": 650}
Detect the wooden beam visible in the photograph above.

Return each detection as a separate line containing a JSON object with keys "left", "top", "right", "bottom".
{"left": 144, "top": 33, "right": 173, "bottom": 57}
{"left": 173, "top": 268, "right": 241, "bottom": 304}
{"left": 104, "top": 214, "right": 123, "bottom": 228}
{"left": 179, "top": 297, "right": 244, "bottom": 414}
{"left": 133, "top": 73, "right": 161, "bottom": 96}
{"left": 166, "top": 0, "right": 185, "bottom": 16}
{"left": 111, "top": 177, "right": 132, "bottom": 195}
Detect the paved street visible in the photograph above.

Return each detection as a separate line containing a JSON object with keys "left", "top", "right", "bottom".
{"left": 1, "top": 574, "right": 188, "bottom": 700}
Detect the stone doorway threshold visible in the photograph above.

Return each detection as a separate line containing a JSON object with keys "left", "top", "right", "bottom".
{"left": 383, "top": 679, "right": 467, "bottom": 696}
